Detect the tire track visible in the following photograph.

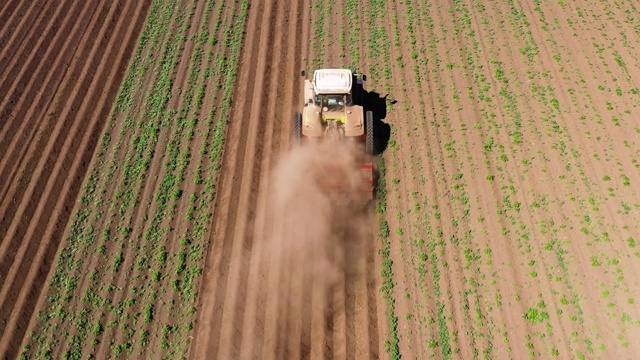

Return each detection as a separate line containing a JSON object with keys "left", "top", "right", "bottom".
{"left": 352, "top": 6, "right": 385, "bottom": 357}
{"left": 351, "top": 4, "right": 382, "bottom": 359}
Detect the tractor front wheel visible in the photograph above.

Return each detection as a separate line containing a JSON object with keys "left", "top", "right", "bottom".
{"left": 365, "top": 110, "right": 374, "bottom": 155}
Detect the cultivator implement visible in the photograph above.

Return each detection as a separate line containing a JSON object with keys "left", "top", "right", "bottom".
{"left": 316, "top": 163, "right": 374, "bottom": 198}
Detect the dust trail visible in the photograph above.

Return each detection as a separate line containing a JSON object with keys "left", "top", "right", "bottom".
{"left": 264, "top": 139, "right": 373, "bottom": 356}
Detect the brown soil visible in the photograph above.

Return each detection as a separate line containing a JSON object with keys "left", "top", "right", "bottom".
{"left": 369, "top": 0, "right": 640, "bottom": 358}
{"left": 4, "top": 0, "right": 640, "bottom": 358}
{"left": 189, "top": 0, "right": 383, "bottom": 358}
{"left": 0, "top": 0, "right": 150, "bottom": 358}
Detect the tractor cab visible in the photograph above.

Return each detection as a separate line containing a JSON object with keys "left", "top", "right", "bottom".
{"left": 299, "top": 69, "right": 365, "bottom": 138}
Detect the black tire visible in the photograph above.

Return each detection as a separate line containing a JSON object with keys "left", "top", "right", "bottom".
{"left": 293, "top": 112, "right": 302, "bottom": 146}
{"left": 365, "top": 110, "right": 374, "bottom": 155}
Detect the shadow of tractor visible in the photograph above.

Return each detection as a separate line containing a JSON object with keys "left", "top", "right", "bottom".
{"left": 357, "top": 87, "right": 393, "bottom": 156}
{"left": 348, "top": 72, "right": 394, "bottom": 155}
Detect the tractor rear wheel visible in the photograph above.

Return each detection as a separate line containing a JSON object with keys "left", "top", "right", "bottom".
{"left": 293, "top": 112, "right": 302, "bottom": 146}
{"left": 365, "top": 110, "right": 374, "bottom": 155}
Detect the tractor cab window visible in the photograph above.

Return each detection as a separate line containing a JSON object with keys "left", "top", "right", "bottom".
{"left": 322, "top": 95, "right": 345, "bottom": 111}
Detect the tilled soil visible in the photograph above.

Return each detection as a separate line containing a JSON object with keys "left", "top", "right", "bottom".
{"left": 0, "top": 0, "right": 150, "bottom": 357}
{"left": 189, "top": 0, "right": 384, "bottom": 358}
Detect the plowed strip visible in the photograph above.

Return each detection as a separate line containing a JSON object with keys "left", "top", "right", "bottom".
{"left": 0, "top": 0, "right": 93, "bottom": 221}
{"left": 0, "top": 0, "right": 46, "bottom": 67}
{"left": 191, "top": 0, "right": 381, "bottom": 358}
{"left": 0, "top": 0, "right": 21, "bottom": 25}
{"left": 192, "top": 0, "right": 275, "bottom": 356}
{"left": 0, "top": 0, "right": 151, "bottom": 356}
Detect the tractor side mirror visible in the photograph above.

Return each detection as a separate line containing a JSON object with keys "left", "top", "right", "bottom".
{"left": 362, "top": 74, "right": 367, "bottom": 81}
{"left": 301, "top": 70, "right": 306, "bottom": 77}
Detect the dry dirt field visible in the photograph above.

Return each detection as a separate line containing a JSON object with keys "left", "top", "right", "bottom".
{"left": 2, "top": 0, "right": 640, "bottom": 359}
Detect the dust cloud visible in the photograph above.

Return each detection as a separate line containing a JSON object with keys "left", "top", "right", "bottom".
{"left": 268, "top": 138, "right": 371, "bottom": 286}
{"left": 262, "top": 138, "right": 374, "bottom": 352}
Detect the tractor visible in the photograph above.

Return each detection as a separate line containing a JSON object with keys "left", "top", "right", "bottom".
{"left": 293, "top": 68, "right": 374, "bottom": 197}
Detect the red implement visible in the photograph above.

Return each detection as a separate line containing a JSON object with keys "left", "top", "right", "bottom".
{"left": 317, "top": 163, "right": 374, "bottom": 197}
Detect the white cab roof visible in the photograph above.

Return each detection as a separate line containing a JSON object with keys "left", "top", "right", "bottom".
{"left": 313, "top": 69, "right": 352, "bottom": 94}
